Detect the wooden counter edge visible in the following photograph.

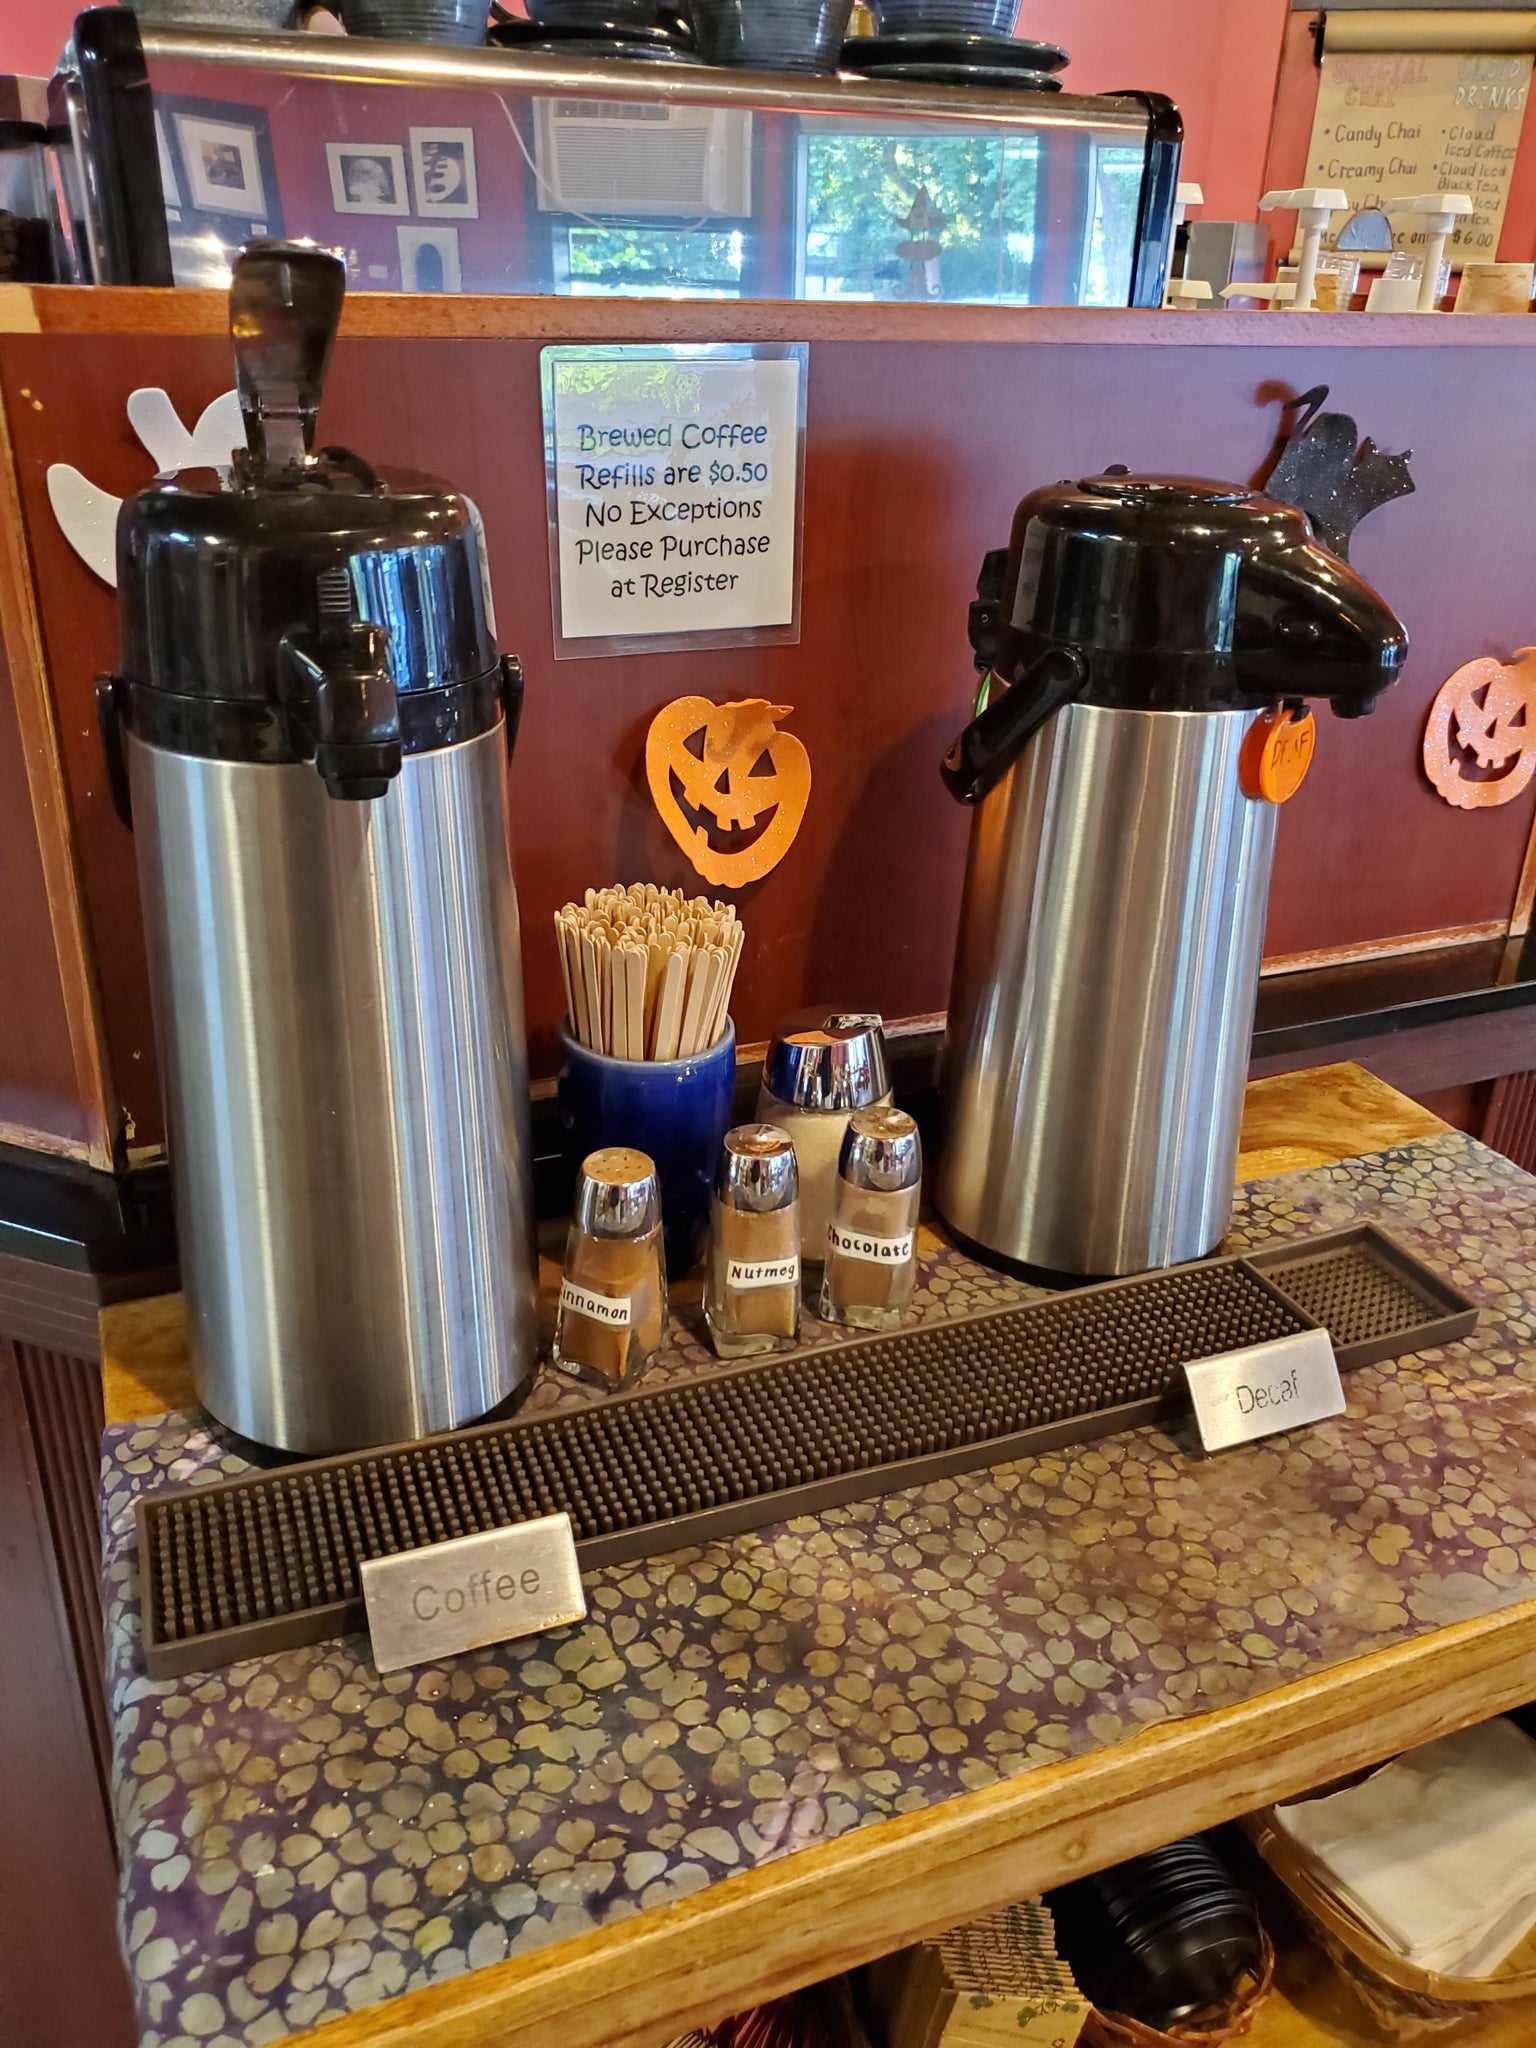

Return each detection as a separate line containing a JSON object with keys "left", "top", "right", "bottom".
{"left": 295, "top": 1592, "right": 1536, "bottom": 2048}
{"left": 15, "top": 287, "right": 1536, "bottom": 347}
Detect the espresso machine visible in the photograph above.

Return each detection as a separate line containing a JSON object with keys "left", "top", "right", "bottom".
{"left": 99, "top": 242, "right": 539, "bottom": 1452}
{"left": 937, "top": 473, "right": 1408, "bottom": 1279}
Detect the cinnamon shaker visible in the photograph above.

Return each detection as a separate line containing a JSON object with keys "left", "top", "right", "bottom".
{"left": 820, "top": 1107, "right": 921, "bottom": 1330}
{"left": 552, "top": 1148, "right": 666, "bottom": 1387}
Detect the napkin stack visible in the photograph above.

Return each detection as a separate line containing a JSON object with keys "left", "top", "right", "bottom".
{"left": 1275, "top": 1718, "right": 1536, "bottom": 1977}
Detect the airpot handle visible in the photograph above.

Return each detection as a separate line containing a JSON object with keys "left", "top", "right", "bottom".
{"left": 940, "top": 645, "right": 1088, "bottom": 806}
{"left": 230, "top": 240, "right": 346, "bottom": 472}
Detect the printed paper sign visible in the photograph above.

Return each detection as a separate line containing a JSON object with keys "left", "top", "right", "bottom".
{"left": 543, "top": 345, "right": 805, "bottom": 654}
{"left": 1184, "top": 1329, "right": 1345, "bottom": 1454}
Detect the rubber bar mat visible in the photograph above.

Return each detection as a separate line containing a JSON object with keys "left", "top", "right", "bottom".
{"left": 1248, "top": 1224, "right": 1477, "bottom": 1370}
{"left": 137, "top": 1225, "right": 1476, "bottom": 1677}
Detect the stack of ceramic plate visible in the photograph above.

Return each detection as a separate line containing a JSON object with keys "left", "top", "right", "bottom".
{"left": 490, "top": 0, "right": 701, "bottom": 61}
{"left": 839, "top": 30, "right": 1068, "bottom": 90}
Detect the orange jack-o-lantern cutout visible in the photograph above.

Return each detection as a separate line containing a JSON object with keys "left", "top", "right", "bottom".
{"left": 1240, "top": 708, "right": 1316, "bottom": 804}
{"left": 646, "top": 696, "right": 811, "bottom": 888}
{"left": 1423, "top": 650, "right": 1536, "bottom": 810}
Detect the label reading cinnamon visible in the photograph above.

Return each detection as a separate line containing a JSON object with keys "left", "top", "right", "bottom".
{"left": 727, "top": 1255, "right": 801, "bottom": 1291}
{"left": 827, "top": 1223, "right": 915, "bottom": 1265}
{"left": 558, "top": 1279, "right": 632, "bottom": 1328}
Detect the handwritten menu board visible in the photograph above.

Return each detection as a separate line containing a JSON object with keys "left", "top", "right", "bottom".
{"left": 1305, "top": 49, "right": 1532, "bottom": 265}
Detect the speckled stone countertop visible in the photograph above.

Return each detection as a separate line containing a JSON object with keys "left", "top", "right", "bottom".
{"left": 102, "top": 1129, "right": 1536, "bottom": 2048}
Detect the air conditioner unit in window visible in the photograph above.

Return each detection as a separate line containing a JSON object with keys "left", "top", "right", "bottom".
{"left": 532, "top": 99, "right": 752, "bottom": 218}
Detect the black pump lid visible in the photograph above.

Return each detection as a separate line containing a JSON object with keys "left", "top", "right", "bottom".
{"left": 117, "top": 460, "right": 497, "bottom": 702}
{"left": 114, "top": 242, "right": 502, "bottom": 794}
{"left": 1001, "top": 471, "right": 1407, "bottom": 709}
{"left": 942, "top": 468, "right": 1409, "bottom": 805}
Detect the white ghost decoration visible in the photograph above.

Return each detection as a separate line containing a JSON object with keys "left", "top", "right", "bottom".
{"left": 46, "top": 387, "right": 247, "bottom": 589}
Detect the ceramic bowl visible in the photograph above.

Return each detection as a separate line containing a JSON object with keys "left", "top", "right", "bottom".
{"left": 687, "top": 0, "right": 855, "bottom": 72}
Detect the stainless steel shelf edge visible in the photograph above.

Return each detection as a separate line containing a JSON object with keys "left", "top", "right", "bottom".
{"left": 134, "top": 24, "right": 1153, "bottom": 132}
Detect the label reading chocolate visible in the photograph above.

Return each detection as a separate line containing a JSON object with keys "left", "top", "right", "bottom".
{"left": 558, "top": 1279, "right": 632, "bottom": 1328}
{"left": 827, "top": 1223, "right": 915, "bottom": 1265}
{"left": 727, "top": 1255, "right": 801, "bottom": 1290}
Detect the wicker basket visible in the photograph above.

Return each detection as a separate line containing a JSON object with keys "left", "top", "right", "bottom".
{"left": 1242, "top": 1804, "right": 1536, "bottom": 2033}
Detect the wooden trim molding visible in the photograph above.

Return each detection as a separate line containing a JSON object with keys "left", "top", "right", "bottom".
{"left": 18, "top": 287, "right": 1536, "bottom": 348}
{"left": 0, "top": 1119, "right": 97, "bottom": 1164}
{"left": 0, "top": 1338, "right": 136, "bottom": 2047}
{"left": 294, "top": 1594, "right": 1536, "bottom": 2048}
{"left": 1261, "top": 920, "right": 1511, "bottom": 976}
{"left": 0, "top": 387, "right": 116, "bottom": 1169}
{"left": 13, "top": 1343, "right": 111, "bottom": 1800}
{"left": 1512, "top": 805, "right": 1536, "bottom": 938}
{"left": 1485, "top": 1069, "right": 1536, "bottom": 1171}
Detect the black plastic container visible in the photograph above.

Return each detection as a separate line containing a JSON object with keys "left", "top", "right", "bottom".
{"left": 687, "top": 0, "right": 854, "bottom": 70}
{"left": 1051, "top": 1836, "right": 1265, "bottom": 2028}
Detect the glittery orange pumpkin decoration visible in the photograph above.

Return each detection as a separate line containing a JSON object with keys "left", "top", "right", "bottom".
{"left": 1423, "top": 650, "right": 1536, "bottom": 810}
{"left": 646, "top": 696, "right": 811, "bottom": 888}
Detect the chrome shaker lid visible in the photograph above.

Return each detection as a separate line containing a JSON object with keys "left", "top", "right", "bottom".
{"left": 838, "top": 1106, "right": 921, "bottom": 1193}
{"left": 763, "top": 1012, "right": 890, "bottom": 1112}
{"left": 574, "top": 1148, "right": 662, "bottom": 1238}
{"left": 717, "top": 1124, "right": 798, "bottom": 1214}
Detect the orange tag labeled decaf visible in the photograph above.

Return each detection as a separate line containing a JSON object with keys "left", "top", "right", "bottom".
{"left": 1241, "top": 708, "right": 1316, "bottom": 804}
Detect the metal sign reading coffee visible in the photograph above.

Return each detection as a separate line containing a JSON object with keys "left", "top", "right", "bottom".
{"left": 1305, "top": 50, "right": 1531, "bottom": 266}
{"left": 360, "top": 1514, "right": 586, "bottom": 1674}
{"left": 1184, "top": 1329, "right": 1345, "bottom": 1455}
{"left": 542, "top": 343, "right": 806, "bottom": 657}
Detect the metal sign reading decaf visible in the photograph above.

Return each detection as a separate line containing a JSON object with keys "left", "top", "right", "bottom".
{"left": 361, "top": 1513, "right": 586, "bottom": 1674}
{"left": 543, "top": 344, "right": 806, "bottom": 657}
{"left": 1184, "top": 1329, "right": 1345, "bottom": 1455}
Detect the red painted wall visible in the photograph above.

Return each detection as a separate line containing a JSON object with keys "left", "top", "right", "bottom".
{"left": 9, "top": 322, "right": 1536, "bottom": 1146}
{"left": 1018, "top": 0, "right": 1291, "bottom": 223}
{"left": 3, "top": 0, "right": 83, "bottom": 82}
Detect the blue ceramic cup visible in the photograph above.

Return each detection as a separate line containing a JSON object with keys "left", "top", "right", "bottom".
{"left": 557, "top": 1017, "right": 737, "bottom": 1279}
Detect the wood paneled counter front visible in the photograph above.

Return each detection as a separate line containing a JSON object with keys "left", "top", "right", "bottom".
{"left": 99, "top": 1066, "right": 1536, "bottom": 2048}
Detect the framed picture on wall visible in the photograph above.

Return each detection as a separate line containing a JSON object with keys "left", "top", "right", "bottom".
{"left": 154, "top": 94, "right": 282, "bottom": 282}
{"left": 409, "top": 127, "right": 478, "bottom": 219}
{"left": 327, "top": 142, "right": 410, "bottom": 217}
{"left": 397, "top": 224, "right": 462, "bottom": 293}
{"left": 173, "top": 110, "right": 270, "bottom": 219}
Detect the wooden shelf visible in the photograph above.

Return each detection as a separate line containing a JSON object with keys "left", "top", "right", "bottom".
{"left": 284, "top": 1604, "right": 1536, "bottom": 2048}
{"left": 11, "top": 283, "right": 1536, "bottom": 346}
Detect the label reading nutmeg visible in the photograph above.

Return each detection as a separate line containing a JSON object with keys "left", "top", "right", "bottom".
{"left": 558, "top": 1279, "right": 632, "bottom": 1328}
{"left": 827, "top": 1223, "right": 916, "bottom": 1265}
{"left": 727, "top": 1255, "right": 801, "bottom": 1291}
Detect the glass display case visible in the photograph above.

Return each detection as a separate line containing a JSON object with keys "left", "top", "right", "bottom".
{"left": 53, "top": 9, "right": 1179, "bottom": 307}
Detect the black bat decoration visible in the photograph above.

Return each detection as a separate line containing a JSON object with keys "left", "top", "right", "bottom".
{"left": 1262, "top": 385, "right": 1415, "bottom": 559}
